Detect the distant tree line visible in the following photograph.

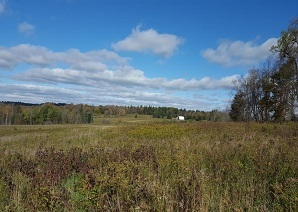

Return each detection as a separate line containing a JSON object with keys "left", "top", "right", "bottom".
{"left": 230, "top": 18, "right": 298, "bottom": 122}
{"left": 96, "top": 105, "right": 229, "bottom": 122}
{"left": 0, "top": 102, "right": 230, "bottom": 125}
{"left": 0, "top": 102, "right": 93, "bottom": 125}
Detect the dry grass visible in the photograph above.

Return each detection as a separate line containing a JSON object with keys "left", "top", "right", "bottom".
{"left": 0, "top": 121, "right": 297, "bottom": 211}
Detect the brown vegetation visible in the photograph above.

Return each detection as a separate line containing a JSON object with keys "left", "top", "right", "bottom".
{"left": 0, "top": 121, "right": 297, "bottom": 211}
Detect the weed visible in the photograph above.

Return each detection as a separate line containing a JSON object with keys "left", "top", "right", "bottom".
{"left": 0, "top": 122, "right": 297, "bottom": 210}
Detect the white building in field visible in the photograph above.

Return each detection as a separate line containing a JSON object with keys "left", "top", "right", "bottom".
{"left": 176, "top": 116, "right": 185, "bottom": 121}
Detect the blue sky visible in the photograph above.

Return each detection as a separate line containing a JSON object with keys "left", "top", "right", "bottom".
{"left": 0, "top": 0, "right": 297, "bottom": 110}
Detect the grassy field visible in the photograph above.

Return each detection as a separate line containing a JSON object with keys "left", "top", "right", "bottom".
{"left": 0, "top": 117, "right": 297, "bottom": 211}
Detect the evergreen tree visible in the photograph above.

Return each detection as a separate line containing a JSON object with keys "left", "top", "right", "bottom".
{"left": 229, "top": 91, "right": 246, "bottom": 121}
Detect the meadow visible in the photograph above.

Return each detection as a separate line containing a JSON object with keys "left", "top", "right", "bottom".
{"left": 0, "top": 115, "right": 297, "bottom": 211}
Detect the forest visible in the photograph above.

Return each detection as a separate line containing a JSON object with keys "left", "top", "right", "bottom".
{"left": 0, "top": 102, "right": 94, "bottom": 125}
{"left": 0, "top": 101, "right": 230, "bottom": 125}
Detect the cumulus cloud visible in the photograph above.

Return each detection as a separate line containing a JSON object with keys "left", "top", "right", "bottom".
{"left": 0, "top": 44, "right": 128, "bottom": 70}
{"left": 112, "top": 25, "right": 184, "bottom": 58}
{"left": 0, "top": 44, "right": 237, "bottom": 110}
{"left": 0, "top": 83, "right": 225, "bottom": 110}
{"left": 1, "top": 44, "right": 237, "bottom": 91}
{"left": 162, "top": 75, "right": 239, "bottom": 90}
{"left": 13, "top": 66, "right": 238, "bottom": 91}
{"left": 201, "top": 38, "right": 278, "bottom": 67}
{"left": 18, "top": 22, "right": 36, "bottom": 35}
{"left": 0, "top": 83, "right": 88, "bottom": 104}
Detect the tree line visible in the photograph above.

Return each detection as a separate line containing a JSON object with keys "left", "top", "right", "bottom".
{"left": 0, "top": 102, "right": 230, "bottom": 125}
{"left": 230, "top": 18, "right": 298, "bottom": 122}
{"left": 98, "top": 105, "right": 228, "bottom": 121}
{"left": 0, "top": 103, "right": 93, "bottom": 125}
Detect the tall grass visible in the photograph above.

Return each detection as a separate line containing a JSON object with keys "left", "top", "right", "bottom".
{"left": 0, "top": 122, "right": 297, "bottom": 210}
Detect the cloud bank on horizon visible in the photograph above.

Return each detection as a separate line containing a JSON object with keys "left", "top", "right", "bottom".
{"left": 0, "top": 27, "right": 277, "bottom": 110}
{"left": 0, "top": 43, "right": 240, "bottom": 109}
{"left": 0, "top": 36, "right": 273, "bottom": 110}
{"left": 0, "top": 0, "right": 295, "bottom": 111}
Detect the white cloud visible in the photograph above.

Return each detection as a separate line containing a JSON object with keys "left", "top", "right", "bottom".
{"left": 0, "top": 44, "right": 128, "bottom": 70}
{"left": 112, "top": 25, "right": 184, "bottom": 58}
{"left": 0, "top": 83, "right": 88, "bottom": 104}
{"left": 0, "top": 44, "right": 237, "bottom": 110}
{"left": 0, "top": 83, "right": 226, "bottom": 110}
{"left": 0, "top": 0, "right": 6, "bottom": 14}
{"left": 1, "top": 44, "right": 237, "bottom": 92}
{"left": 201, "top": 38, "right": 278, "bottom": 67}
{"left": 162, "top": 75, "right": 239, "bottom": 90}
{"left": 13, "top": 66, "right": 238, "bottom": 92}
{"left": 18, "top": 22, "right": 36, "bottom": 35}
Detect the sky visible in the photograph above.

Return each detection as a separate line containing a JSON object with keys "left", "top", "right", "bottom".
{"left": 0, "top": 0, "right": 297, "bottom": 111}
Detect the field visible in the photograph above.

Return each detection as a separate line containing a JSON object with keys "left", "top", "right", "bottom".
{"left": 0, "top": 116, "right": 297, "bottom": 211}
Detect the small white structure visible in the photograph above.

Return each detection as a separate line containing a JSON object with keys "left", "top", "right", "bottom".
{"left": 176, "top": 116, "right": 185, "bottom": 121}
